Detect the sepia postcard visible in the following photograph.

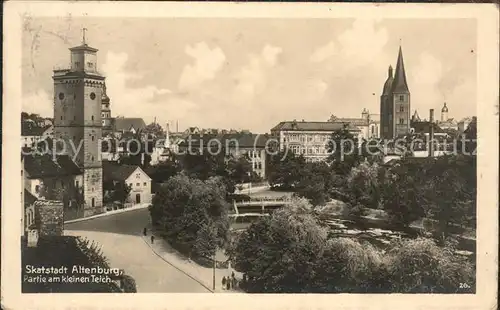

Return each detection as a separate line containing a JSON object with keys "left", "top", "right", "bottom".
{"left": 2, "top": 2, "right": 499, "bottom": 310}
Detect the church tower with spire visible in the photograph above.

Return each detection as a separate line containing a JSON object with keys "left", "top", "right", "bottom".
{"left": 52, "top": 29, "right": 104, "bottom": 216}
{"left": 380, "top": 46, "right": 411, "bottom": 139}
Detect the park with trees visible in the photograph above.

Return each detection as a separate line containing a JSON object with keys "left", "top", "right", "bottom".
{"left": 146, "top": 123, "right": 476, "bottom": 293}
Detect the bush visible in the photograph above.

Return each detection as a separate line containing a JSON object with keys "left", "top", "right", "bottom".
{"left": 386, "top": 237, "right": 475, "bottom": 293}
{"left": 314, "top": 238, "right": 389, "bottom": 293}
{"left": 121, "top": 274, "right": 137, "bottom": 293}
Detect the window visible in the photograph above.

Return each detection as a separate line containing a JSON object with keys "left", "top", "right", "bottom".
{"left": 91, "top": 136, "right": 94, "bottom": 141}
{"left": 136, "top": 183, "right": 140, "bottom": 186}
{"left": 91, "top": 115, "right": 94, "bottom": 121}
{"left": 74, "top": 116, "right": 76, "bottom": 120}
{"left": 399, "top": 95, "right": 404, "bottom": 101}
{"left": 76, "top": 180, "right": 79, "bottom": 188}
{"left": 399, "top": 118, "right": 405, "bottom": 125}
{"left": 91, "top": 156, "right": 94, "bottom": 161}
{"left": 35, "top": 185, "right": 40, "bottom": 193}
{"left": 129, "top": 183, "right": 133, "bottom": 187}
{"left": 75, "top": 62, "right": 80, "bottom": 68}
{"left": 143, "top": 182, "right": 147, "bottom": 186}
{"left": 61, "top": 116, "right": 63, "bottom": 120}
{"left": 371, "top": 126, "right": 375, "bottom": 134}
{"left": 400, "top": 106, "right": 404, "bottom": 112}
{"left": 87, "top": 62, "right": 93, "bottom": 68}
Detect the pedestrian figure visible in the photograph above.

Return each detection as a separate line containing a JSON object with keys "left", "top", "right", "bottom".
{"left": 232, "top": 277, "right": 237, "bottom": 289}
{"left": 150, "top": 235, "right": 154, "bottom": 244}
{"left": 143, "top": 227, "right": 147, "bottom": 236}
{"left": 231, "top": 271, "right": 235, "bottom": 279}
{"left": 221, "top": 276, "right": 227, "bottom": 290}
{"left": 226, "top": 280, "right": 231, "bottom": 290}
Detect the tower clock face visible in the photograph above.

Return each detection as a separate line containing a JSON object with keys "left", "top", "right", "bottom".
{"left": 90, "top": 92, "right": 96, "bottom": 100}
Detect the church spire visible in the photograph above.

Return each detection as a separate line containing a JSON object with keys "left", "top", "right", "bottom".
{"left": 391, "top": 45, "right": 410, "bottom": 93}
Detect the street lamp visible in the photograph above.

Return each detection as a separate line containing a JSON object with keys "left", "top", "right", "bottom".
{"left": 212, "top": 252, "right": 216, "bottom": 291}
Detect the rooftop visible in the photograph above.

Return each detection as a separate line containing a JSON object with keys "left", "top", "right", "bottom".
{"left": 113, "top": 117, "right": 147, "bottom": 133}
{"left": 22, "top": 123, "right": 52, "bottom": 136}
{"left": 271, "top": 121, "right": 361, "bottom": 132}
{"left": 103, "top": 162, "right": 142, "bottom": 182}
{"left": 23, "top": 154, "right": 82, "bottom": 179}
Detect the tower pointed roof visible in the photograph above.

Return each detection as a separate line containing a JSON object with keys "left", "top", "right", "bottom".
{"left": 441, "top": 102, "right": 448, "bottom": 112}
{"left": 391, "top": 46, "right": 410, "bottom": 93}
{"left": 382, "top": 65, "right": 394, "bottom": 95}
{"left": 102, "top": 83, "right": 110, "bottom": 103}
{"left": 412, "top": 110, "right": 421, "bottom": 122}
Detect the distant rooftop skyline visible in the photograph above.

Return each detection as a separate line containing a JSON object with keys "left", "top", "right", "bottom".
{"left": 22, "top": 17, "right": 476, "bottom": 133}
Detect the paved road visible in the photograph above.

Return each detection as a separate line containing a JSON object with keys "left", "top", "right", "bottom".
{"left": 65, "top": 208, "right": 210, "bottom": 293}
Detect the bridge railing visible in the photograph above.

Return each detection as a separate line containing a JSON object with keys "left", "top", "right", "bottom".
{"left": 234, "top": 196, "right": 293, "bottom": 205}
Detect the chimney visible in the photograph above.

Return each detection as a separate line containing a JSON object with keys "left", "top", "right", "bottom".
{"left": 176, "top": 120, "right": 179, "bottom": 133}
{"left": 141, "top": 152, "right": 145, "bottom": 166}
{"left": 428, "top": 109, "right": 434, "bottom": 157}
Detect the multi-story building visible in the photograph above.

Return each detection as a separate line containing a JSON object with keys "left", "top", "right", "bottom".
{"left": 177, "top": 133, "right": 270, "bottom": 179}
{"left": 103, "top": 162, "right": 152, "bottom": 207}
{"left": 21, "top": 123, "right": 53, "bottom": 148}
{"left": 328, "top": 108, "right": 380, "bottom": 140}
{"left": 52, "top": 36, "right": 104, "bottom": 216}
{"left": 270, "top": 120, "right": 361, "bottom": 162}
{"left": 458, "top": 116, "right": 475, "bottom": 133}
{"left": 380, "top": 46, "right": 411, "bottom": 139}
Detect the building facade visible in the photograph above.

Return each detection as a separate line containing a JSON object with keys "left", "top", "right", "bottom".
{"left": 270, "top": 120, "right": 361, "bottom": 162}
{"left": 21, "top": 124, "right": 53, "bottom": 148}
{"left": 380, "top": 46, "right": 411, "bottom": 139}
{"left": 103, "top": 162, "right": 152, "bottom": 206}
{"left": 52, "top": 39, "right": 104, "bottom": 216}
{"left": 328, "top": 108, "right": 380, "bottom": 140}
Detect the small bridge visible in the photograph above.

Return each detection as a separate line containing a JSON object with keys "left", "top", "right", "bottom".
{"left": 231, "top": 197, "right": 293, "bottom": 217}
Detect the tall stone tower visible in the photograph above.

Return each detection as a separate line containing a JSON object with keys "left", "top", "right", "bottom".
{"left": 52, "top": 31, "right": 104, "bottom": 216}
{"left": 380, "top": 46, "right": 411, "bottom": 139}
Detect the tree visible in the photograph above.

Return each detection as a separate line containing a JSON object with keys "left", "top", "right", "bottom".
{"left": 226, "top": 155, "right": 253, "bottom": 185}
{"left": 421, "top": 155, "right": 476, "bottom": 239}
{"left": 267, "top": 149, "right": 306, "bottom": 189}
{"left": 327, "top": 127, "right": 364, "bottom": 176}
{"left": 143, "top": 122, "right": 164, "bottom": 137}
{"left": 294, "top": 162, "right": 333, "bottom": 207}
{"left": 149, "top": 175, "right": 230, "bottom": 258}
{"left": 343, "top": 161, "right": 383, "bottom": 218}
{"left": 146, "top": 159, "right": 181, "bottom": 185}
{"left": 113, "top": 181, "right": 132, "bottom": 205}
{"left": 386, "top": 238, "right": 474, "bottom": 293}
{"left": 313, "top": 238, "right": 389, "bottom": 293}
{"left": 234, "top": 200, "right": 328, "bottom": 293}
{"left": 380, "top": 164, "right": 426, "bottom": 228}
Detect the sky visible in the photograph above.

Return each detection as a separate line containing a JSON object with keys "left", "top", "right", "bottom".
{"left": 22, "top": 17, "right": 477, "bottom": 133}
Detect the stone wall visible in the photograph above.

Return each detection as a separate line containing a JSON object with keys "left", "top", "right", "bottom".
{"left": 35, "top": 200, "right": 64, "bottom": 237}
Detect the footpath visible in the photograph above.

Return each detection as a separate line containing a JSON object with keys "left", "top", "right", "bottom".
{"left": 64, "top": 204, "right": 150, "bottom": 224}
{"left": 141, "top": 225, "right": 243, "bottom": 293}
